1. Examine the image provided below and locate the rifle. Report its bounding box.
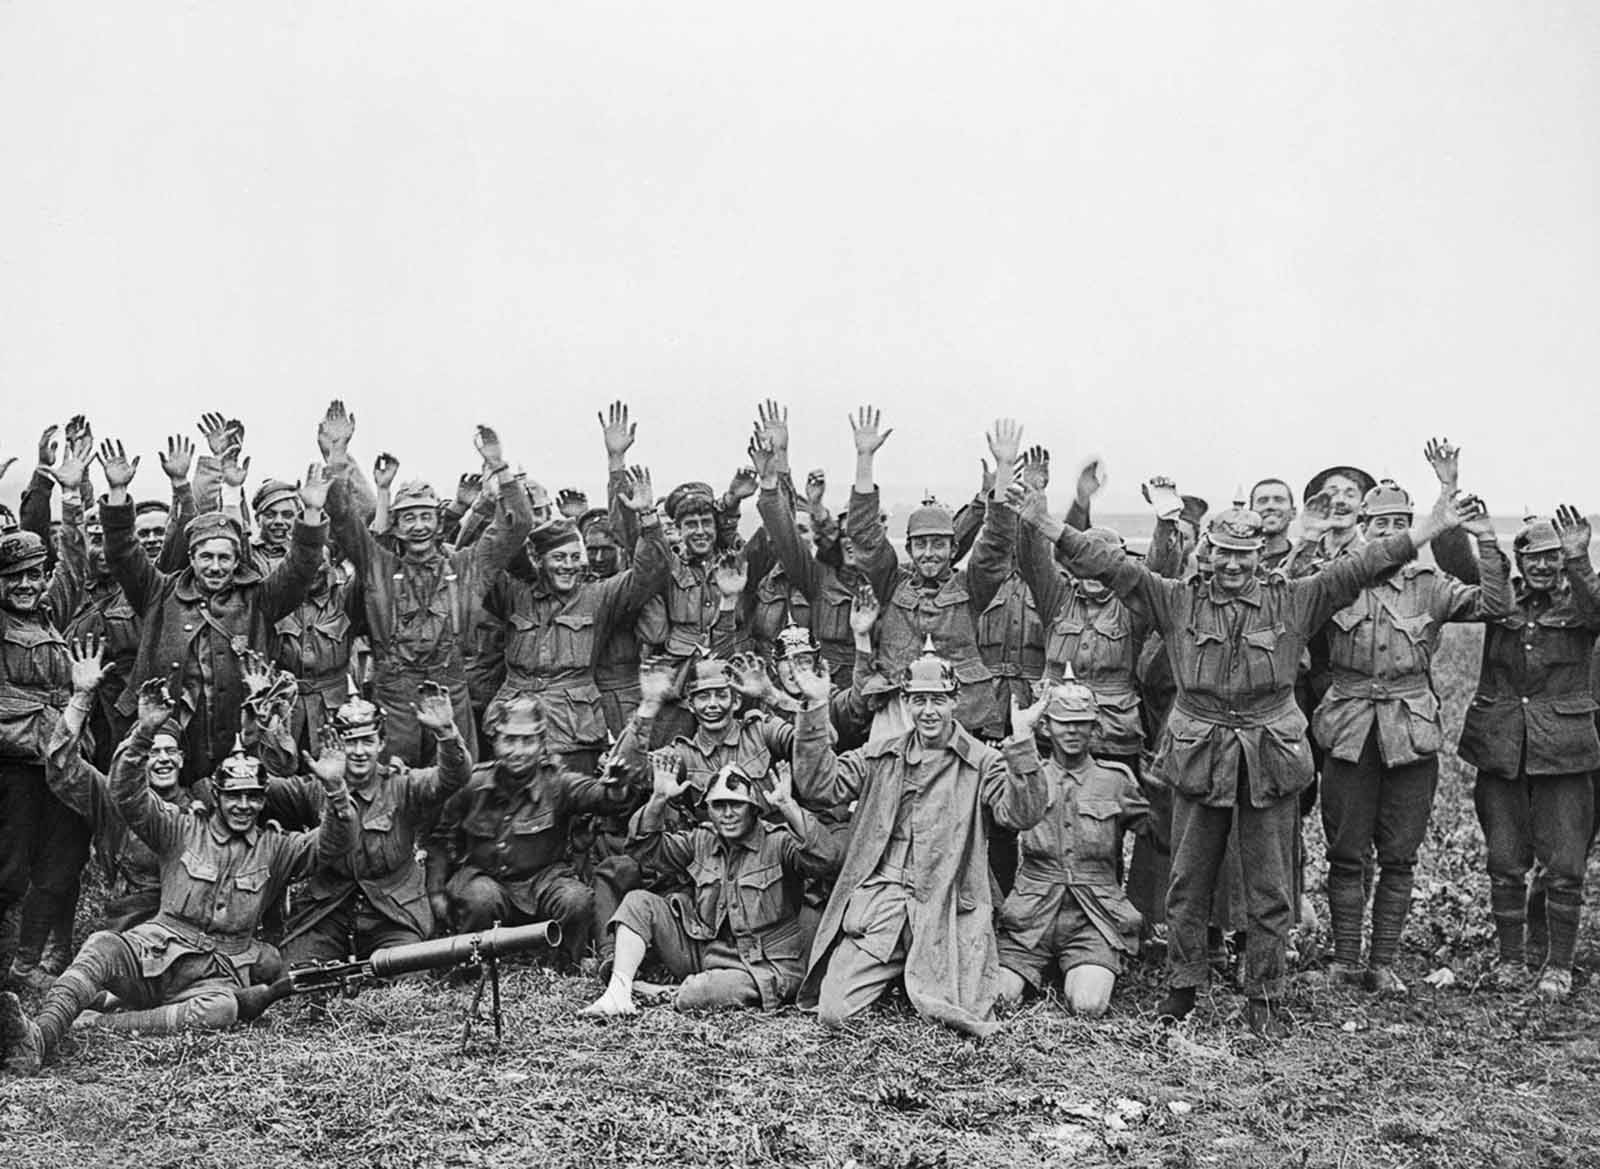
[242,921,562,1044]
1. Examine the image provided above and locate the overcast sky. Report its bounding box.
[3,3,1596,519]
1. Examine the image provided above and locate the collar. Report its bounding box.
[714,825,763,854]
[866,723,982,766]
[1204,577,1263,607]
[208,815,259,848]
[691,719,742,754]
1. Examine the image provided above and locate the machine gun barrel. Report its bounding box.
[369,921,562,978]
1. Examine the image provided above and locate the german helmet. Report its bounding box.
[1206,493,1264,552]
[687,657,735,695]
[901,636,958,695]
[332,696,385,739]
[1513,516,1561,556]
[1360,479,1414,520]
[391,480,442,512]
[486,693,548,737]
[1041,665,1099,722]
[213,737,267,794]
[773,622,821,661]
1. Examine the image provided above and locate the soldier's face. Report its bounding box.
[540,543,587,594]
[837,535,859,570]
[134,510,169,559]
[0,565,48,613]
[1250,482,1297,537]
[689,685,734,730]
[1211,546,1260,592]
[493,728,545,776]
[257,500,300,548]
[342,732,382,784]
[85,521,107,578]
[145,734,183,791]
[908,691,957,746]
[585,532,620,579]
[1362,514,1412,538]
[1046,716,1094,758]
[394,506,440,547]
[907,535,953,582]
[219,789,266,834]
[776,654,819,695]
[190,538,239,593]
[1321,474,1365,531]
[678,511,717,558]
[1518,549,1561,592]
[707,797,757,840]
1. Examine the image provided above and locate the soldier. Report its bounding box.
[487,466,665,777]
[1014,466,1469,1036]
[44,638,190,933]
[322,416,532,765]
[99,440,328,781]
[581,759,841,1015]
[267,688,469,965]
[0,680,354,1074]
[428,694,633,966]
[1311,478,1511,994]
[1249,479,1299,572]
[789,642,1048,1037]
[995,673,1152,1016]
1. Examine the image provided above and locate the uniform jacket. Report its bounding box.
[0,494,82,762]
[792,702,1047,1037]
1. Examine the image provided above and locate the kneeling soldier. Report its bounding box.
[582,759,840,1015]
[0,681,353,1074]
[995,672,1152,1016]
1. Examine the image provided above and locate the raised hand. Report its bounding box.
[474,425,505,471]
[1423,438,1459,493]
[805,469,827,511]
[454,472,482,509]
[220,447,251,490]
[64,414,93,455]
[598,400,636,460]
[726,651,773,701]
[556,488,589,518]
[1021,445,1051,491]
[318,400,355,456]
[98,439,140,492]
[298,462,331,511]
[849,581,881,637]
[67,636,109,694]
[767,761,796,809]
[649,748,688,800]
[850,406,893,456]
[713,551,748,598]
[1457,494,1495,538]
[1301,489,1332,538]
[986,418,1023,470]
[638,658,677,710]
[414,679,457,734]
[47,429,90,490]
[1141,476,1183,521]
[726,466,758,503]
[1075,458,1106,506]
[791,659,832,706]
[136,678,174,733]
[197,412,234,457]
[240,649,276,697]
[617,466,655,513]
[756,399,789,454]
[302,726,348,788]
[1010,690,1049,740]
[37,425,60,470]
[1554,504,1592,558]
[160,435,195,484]
[372,453,400,491]
[748,435,779,487]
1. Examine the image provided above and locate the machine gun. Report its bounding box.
[248,921,562,1044]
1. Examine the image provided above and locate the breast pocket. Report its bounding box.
[175,850,220,921]
[736,862,787,931]
[1241,623,1285,690]
[1185,625,1226,689]
[552,612,597,666]
[1073,799,1122,862]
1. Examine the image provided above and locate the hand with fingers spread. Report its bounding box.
[556,488,589,519]
[160,435,195,484]
[1301,489,1332,540]
[239,649,277,698]
[46,429,90,490]
[849,581,881,639]
[372,452,400,491]
[98,439,140,502]
[302,726,349,790]
[474,425,506,473]
[756,399,790,456]
[791,658,833,707]
[726,651,774,702]
[985,418,1024,481]
[726,465,758,503]
[599,400,636,465]
[637,658,677,715]
[1457,494,1496,538]
[805,469,827,512]
[220,447,252,490]
[68,636,110,695]
[713,551,748,599]
[1020,445,1051,491]
[748,434,779,490]
[318,400,356,457]
[414,679,459,737]
[1554,504,1593,558]
[136,678,175,734]
[298,463,331,513]
[454,472,482,509]
[64,414,93,455]
[850,405,893,456]
[649,748,689,801]
[1423,437,1459,493]
[197,412,235,458]
[617,466,655,513]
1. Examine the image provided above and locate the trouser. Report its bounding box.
[0,763,91,974]
[283,892,425,966]
[1165,764,1298,999]
[447,865,594,965]
[372,670,478,767]
[1474,769,1592,972]
[816,880,910,1028]
[609,890,764,1010]
[30,931,241,1056]
[1321,729,1438,968]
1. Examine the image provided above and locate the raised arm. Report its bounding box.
[99,439,161,612]
[789,676,871,809]
[1554,506,1600,627]
[256,467,330,621]
[109,681,186,854]
[465,426,534,583]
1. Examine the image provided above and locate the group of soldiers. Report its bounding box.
[0,399,1595,1073]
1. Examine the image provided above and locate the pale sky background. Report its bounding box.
[3,2,1596,525]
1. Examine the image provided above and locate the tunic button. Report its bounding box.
[170,661,181,669]
[1521,697,1530,705]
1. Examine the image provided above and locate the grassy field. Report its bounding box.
[4,626,1600,1168]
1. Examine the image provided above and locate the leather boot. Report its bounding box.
[10,891,57,990]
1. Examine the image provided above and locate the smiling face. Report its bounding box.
[707,797,758,841]
[1250,480,1297,537]
[189,537,239,593]
[0,565,47,613]
[257,499,300,550]
[908,690,957,747]
[1321,473,1365,532]
[689,685,734,732]
[1211,545,1261,593]
[134,509,169,559]
[492,727,545,777]
[540,542,588,594]
[1518,549,1562,593]
[84,520,107,579]
[218,788,266,834]
[394,505,441,550]
[341,730,383,785]
[907,534,954,583]
[1045,715,1094,759]
[1363,513,1412,539]
[145,733,184,791]
[678,510,717,559]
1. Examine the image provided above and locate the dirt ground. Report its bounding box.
[3,625,1599,1168]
